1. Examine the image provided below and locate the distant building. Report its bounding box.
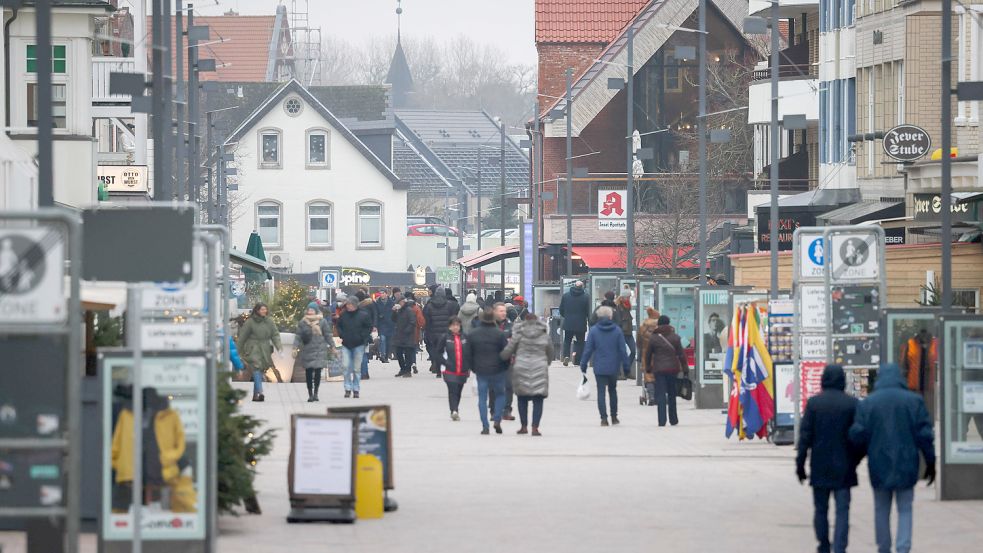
[221,80,408,274]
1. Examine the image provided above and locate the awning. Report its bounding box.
[574,246,702,270]
[230,248,272,279]
[818,201,904,225]
[455,244,520,270]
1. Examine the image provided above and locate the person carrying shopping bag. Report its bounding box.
[644,315,688,426]
[501,313,553,436]
[295,302,332,402]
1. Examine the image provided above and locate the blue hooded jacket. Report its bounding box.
[580,318,628,376]
[849,363,935,490]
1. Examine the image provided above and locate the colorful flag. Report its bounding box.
[723,306,743,438]
[740,306,774,438]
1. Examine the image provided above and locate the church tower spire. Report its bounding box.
[386,0,414,109]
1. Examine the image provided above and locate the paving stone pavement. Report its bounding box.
[215,359,983,553]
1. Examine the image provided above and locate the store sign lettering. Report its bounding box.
[913,193,972,222]
[341,268,371,286]
[883,125,931,162]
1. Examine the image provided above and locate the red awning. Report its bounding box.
[573,246,702,270]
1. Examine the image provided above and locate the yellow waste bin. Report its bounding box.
[355,454,384,519]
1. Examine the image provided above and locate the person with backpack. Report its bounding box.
[644,315,688,426]
[580,306,629,426]
[501,313,553,436]
[437,317,470,421]
[849,363,935,553]
[796,365,862,553]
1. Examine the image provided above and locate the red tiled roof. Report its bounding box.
[148,15,276,82]
[536,0,650,44]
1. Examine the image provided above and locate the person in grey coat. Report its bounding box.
[458,293,481,334]
[501,314,554,436]
[295,303,332,402]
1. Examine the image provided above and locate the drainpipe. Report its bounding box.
[3,7,19,137]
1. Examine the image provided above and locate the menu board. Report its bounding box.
[289,415,356,499]
[328,405,394,489]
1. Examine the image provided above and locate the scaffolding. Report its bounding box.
[290,0,323,85]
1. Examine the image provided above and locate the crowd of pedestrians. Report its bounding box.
[233,281,942,552]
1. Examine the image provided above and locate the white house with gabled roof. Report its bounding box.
[223,79,408,274]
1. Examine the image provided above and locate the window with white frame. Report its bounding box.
[26,44,68,129]
[307,202,332,247]
[256,202,281,247]
[259,129,281,168]
[954,290,980,314]
[357,201,383,248]
[306,129,330,168]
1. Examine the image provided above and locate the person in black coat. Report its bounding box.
[445,287,460,316]
[466,308,509,435]
[335,298,373,398]
[373,290,396,363]
[391,299,420,377]
[797,365,862,553]
[559,281,591,366]
[424,288,457,376]
[437,317,470,421]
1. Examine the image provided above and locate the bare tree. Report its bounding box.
[629,173,727,277]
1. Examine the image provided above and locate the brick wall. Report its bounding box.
[537,43,606,104]
[541,92,628,216]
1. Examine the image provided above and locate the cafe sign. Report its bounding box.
[913,193,973,222]
[883,125,931,162]
[97,165,148,193]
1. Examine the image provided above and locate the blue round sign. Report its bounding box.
[807,238,824,266]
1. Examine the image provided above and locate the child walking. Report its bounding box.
[439,317,471,421]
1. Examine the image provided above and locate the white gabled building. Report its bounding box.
[224,79,408,274]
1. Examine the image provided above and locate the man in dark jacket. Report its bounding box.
[373,290,396,363]
[444,287,460,317]
[644,315,688,426]
[559,281,591,366]
[849,363,935,553]
[589,290,620,327]
[581,306,628,426]
[797,365,860,553]
[467,308,509,434]
[424,288,456,376]
[491,302,516,420]
[336,298,373,398]
[391,298,420,377]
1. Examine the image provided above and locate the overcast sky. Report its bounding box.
[191,0,537,65]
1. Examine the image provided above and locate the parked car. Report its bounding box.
[407,216,447,227]
[407,224,462,237]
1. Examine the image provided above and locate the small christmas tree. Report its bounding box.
[217,374,275,514]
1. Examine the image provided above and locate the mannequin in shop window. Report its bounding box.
[899,328,938,420]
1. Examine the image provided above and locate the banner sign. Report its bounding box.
[597,189,627,230]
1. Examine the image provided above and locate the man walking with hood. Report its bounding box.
[559,281,591,366]
[797,365,861,553]
[849,363,935,553]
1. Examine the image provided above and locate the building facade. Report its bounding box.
[224,80,408,274]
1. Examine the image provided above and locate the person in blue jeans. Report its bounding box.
[850,363,935,553]
[580,306,628,426]
[796,365,861,553]
[466,308,509,434]
[373,289,396,362]
[335,297,373,399]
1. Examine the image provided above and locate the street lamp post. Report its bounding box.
[698,0,708,284]
[626,27,636,274]
[499,117,507,299]
[941,0,953,309]
[769,0,780,299]
[566,67,574,277]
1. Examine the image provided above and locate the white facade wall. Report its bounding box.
[228,92,407,274]
[3,8,99,209]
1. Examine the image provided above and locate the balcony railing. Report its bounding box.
[92,57,135,103]
[751,41,815,81]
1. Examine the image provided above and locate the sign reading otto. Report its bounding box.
[97,165,149,193]
[883,125,931,162]
[597,189,627,230]
[0,227,66,324]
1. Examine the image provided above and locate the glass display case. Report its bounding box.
[882,309,943,421]
[590,274,620,310]
[941,317,983,465]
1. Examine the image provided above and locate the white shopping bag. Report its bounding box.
[576,375,592,401]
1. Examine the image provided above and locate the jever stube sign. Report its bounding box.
[883,125,931,162]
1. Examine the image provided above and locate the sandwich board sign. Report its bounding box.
[0,227,66,324]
